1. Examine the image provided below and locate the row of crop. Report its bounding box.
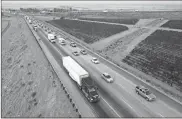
[162,20,182,30]
[47,19,128,44]
[123,48,182,88]
[79,17,139,25]
[123,30,182,88]
[142,30,182,45]
[123,53,182,87]
[137,43,182,59]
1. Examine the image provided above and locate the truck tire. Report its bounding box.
[77,83,82,90]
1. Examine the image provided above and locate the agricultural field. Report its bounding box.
[122,30,182,91]
[162,20,182,30]
[79,17,139,25]
[76,11,182,20]
[47,19,128,44]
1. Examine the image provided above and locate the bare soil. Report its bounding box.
[1,16,79,118]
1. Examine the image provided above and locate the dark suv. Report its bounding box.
[80,49,87,55]
[70,42,76,47]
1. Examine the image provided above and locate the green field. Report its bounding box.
[47,19,128,44]
[162,20,182,29]
[79,17,139,25]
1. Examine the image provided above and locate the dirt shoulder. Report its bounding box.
[1,16,79,118]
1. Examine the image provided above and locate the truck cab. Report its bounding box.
[82,86,100,102]
[48,33,56,43]
[82,77,100,102]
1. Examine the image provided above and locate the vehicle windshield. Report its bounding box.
[93,58,97,61]
[146,90,152,95]
[104,74,111,78]
[89,88,95,92]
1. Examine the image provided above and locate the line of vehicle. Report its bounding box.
[42,30,128,117]
[38,29,111,118]
[39,22,154,117]
[40,23,158,118]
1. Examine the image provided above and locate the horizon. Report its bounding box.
[2,1,182,11]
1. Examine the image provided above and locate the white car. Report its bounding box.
[101,73,114,83]
[91,57,99,64]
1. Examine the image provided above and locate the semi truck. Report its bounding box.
[62,56,100,103]
[48,33,56,43]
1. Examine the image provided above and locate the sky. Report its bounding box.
[2,1,182,11]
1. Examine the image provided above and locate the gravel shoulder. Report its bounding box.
[1,16,79,118]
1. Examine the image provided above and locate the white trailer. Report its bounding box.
[48,33,56,43]
[62,56,100,102]
[62,56,89,86]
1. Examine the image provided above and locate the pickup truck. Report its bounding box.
[135,85,156,101]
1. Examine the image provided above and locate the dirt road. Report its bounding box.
[1,16,79,118]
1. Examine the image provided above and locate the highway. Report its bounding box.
[32,19,182,117]
[37,28,139,118]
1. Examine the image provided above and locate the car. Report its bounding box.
[91,57,99,64]
[60,41,66,45]
[135,86,156,101]
[70,42,76,47]
[80,49,87,55]
[72,51,79,56]
[101,73,114,83]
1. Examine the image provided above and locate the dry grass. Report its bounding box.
[1,16,79,118]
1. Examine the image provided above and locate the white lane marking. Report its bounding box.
[117,83,161,117]
[101,97,121,117]
[103,65,136,87]
[158,113,165,117]
[116,84,134,109]
[159,100,182,116]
